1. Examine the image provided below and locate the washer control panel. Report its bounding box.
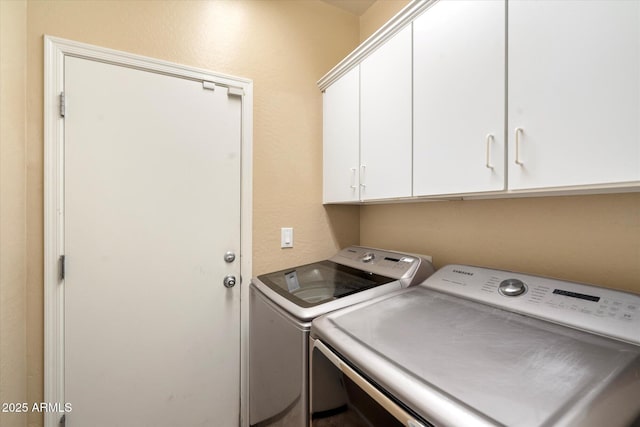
[423,264,640,345]
[331,246,434,286]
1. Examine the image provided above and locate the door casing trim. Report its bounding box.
[44,35,253,427]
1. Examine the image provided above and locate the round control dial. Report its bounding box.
[498,278,527,297]
[361,252,375,263]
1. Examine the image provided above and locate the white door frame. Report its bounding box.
[43,35,253,427]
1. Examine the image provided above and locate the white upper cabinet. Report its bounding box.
[413,0,506,197]
[320,0,639,203]
[360,25,413,200]
[323,66,360,203]
[508,0,640,190]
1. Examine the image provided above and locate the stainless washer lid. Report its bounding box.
[251,246,435,321]
[313,286,640,427]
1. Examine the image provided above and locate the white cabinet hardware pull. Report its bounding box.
[486,134,494,169]
[515,127,524,165]
[350,168,357,189]
[359,165,366,188]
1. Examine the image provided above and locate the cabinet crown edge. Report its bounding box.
[317,0,437,91]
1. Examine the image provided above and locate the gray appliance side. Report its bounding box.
[248,284,311,427]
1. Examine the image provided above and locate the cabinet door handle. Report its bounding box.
[485,134,494,169]
[515,127,524,165]
[350,168,357,189]
[359,165,366,188]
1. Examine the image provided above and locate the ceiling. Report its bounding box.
[321,0,377,16]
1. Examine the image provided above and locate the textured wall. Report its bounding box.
[361,194,640,293]
[359,0,410,41]
[24,1,361,425]
[0,1,28,426]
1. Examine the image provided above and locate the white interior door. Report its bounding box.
[64,55,241,426]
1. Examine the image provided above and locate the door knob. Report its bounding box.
[223,275,237,288]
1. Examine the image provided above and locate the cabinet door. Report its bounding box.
[413,0,505,196]
[323,66,360,203]
[509,0,640,190]
[360,25,413,200]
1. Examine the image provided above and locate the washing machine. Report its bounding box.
[248,246,435,427]
[310,264,640,427]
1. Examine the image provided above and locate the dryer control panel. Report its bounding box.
[423,265,640,345]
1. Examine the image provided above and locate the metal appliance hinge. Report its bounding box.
[59,255,66,281]
[59,92,66,117]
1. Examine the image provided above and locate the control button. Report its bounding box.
[498,278,527,297]
[361,252,375,263]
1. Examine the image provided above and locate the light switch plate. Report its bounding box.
[281,227,293,248]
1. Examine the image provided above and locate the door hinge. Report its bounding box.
[59,255,66,281]
[59,92,66,117]
[203,81,216,91]
[59,414,66,426]
[227,86,244,97]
